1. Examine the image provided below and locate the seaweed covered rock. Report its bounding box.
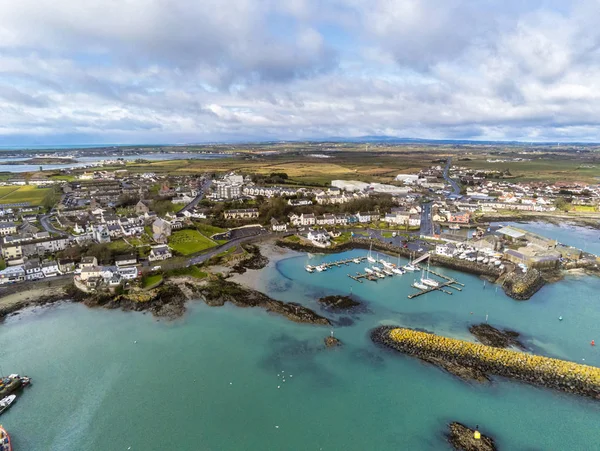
[447,423,497,451]
[469,324,525,350]
[200,279,331,325]
[324,336,342,347]
[318,295,360,311]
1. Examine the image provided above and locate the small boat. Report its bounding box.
[372,265,382,272]
[364,267,374,274]
[392,267,404,275]
[494,260,501,266]
[353,258,361,264]
[0,425,12,451]
[404,264,416,272]
[383,268,394,276]
[0,396,16,416]
[477,256,485,262]
[421,278,439,287]
[376,271,386,279]
[315,265,325,272]
[305,265,314,273]
[482,258,489,264]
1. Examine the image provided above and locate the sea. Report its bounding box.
[1,227,600,450]
[0,153,231,173]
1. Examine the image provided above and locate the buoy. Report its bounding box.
[134,341,137,344]
[275,426,279,429]
[277,386,280,389]
[558,316,563,321]
[470,312,473,315]
[283,379,286,382]
[230,382,233,385]
[474,430,481,440]
[592,340,596,346]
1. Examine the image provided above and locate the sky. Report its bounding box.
[1,0,599,145]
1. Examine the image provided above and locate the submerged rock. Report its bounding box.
[317,295,360,311]
[447,422,497,451]
[469,324,525,350]
[324,336,342,347]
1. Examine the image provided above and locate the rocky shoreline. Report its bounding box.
[469,324,525,350]
[447,422,497,451]
[372,326,600,399]
[194,278,331,325]
[231,244,269,273]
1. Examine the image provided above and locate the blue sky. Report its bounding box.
[0,0,599,145]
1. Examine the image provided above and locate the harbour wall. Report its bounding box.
[372,326,600,400]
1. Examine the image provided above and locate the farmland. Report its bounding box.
[0,185,52,206]
[168,229,217,255]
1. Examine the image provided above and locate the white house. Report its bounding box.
[270,218,287,232]
[41,261,60,277]
[148,245,172,262]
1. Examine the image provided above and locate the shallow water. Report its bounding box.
[1,247,599,450]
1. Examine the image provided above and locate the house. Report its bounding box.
[24,259,44,280]
[0,222,17,236]
[1,244,23,261]
[356,211,380,223]
[80,266,103,281]
[316,214,336,226]
[41,261,60,277]
[0,265,25,284]
[299,213,316,226]
[435,243,457,257]
[287,199,313,206]
[152,218,172,243]
[307,230,331,248]
[58,259,76,274]
[118,266,139,280]
[448,211,471,224]
[408,214,421,227]
[93,225,111,243]
[148,245,172,261]
[223,208,259,220]
[270,218,287,232]
[80,256,98,268]
[115,254,138,267]
[134,200,150,214]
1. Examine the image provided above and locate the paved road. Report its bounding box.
[443,157,461,196]
[40,214,67,236]
[419,202,433,236]
[179,179,212,214]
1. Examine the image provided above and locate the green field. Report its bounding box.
[142,274,163,288]
[168,229,217,255]
[0,186,52,206]
[165,265,208,279]
[195,223,227,237]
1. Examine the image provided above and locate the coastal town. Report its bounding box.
[0,158,597,299]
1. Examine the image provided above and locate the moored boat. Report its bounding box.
[0,396,16,417]
[305,265,314,273]
[364,267,374,274]
[412,281,429,290]
[392,267,404,275]
[0,425,12,451]
[404,264,416,272]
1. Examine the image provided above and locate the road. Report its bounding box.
[179,179,212,214]
[443,157,461,196]
[188,230,276,266]
[419,202,434,236]
[40,214,67,236]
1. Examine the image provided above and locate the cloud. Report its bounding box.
[0,0,599,143]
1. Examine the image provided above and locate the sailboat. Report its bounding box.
[421,262,439,287]
[412,278,428,290]
[367,243,376,263]
[404,253,416,271]
[392,255,405,275]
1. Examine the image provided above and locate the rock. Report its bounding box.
[324,336,342,347]
[469,324,525,350]
[447,422,497,451]
[317,295,360,311]
[199,279,331,326]
[231,244,269,273]
[502,269,545,300]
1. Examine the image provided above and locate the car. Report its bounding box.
[418,247,424,252]
[151,265,162,271]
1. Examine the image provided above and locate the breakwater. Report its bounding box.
[372,326,600,400]
[501,268,545,300]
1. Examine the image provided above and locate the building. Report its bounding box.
[80,256,98,268]
[448,211,471,224]
[148,245,172,261]
[24,259,44,280]
[356,211,380,223]
[58,259,76,273]
[0,265,25,284]
[152,218,172,243]
[224,208,259,220]
[395,174,420,184]
[93,225,111,243]
[0,222,17,236]
[213,182,242,199]
[115,254,138,267]
[288,199,312,206]
[118,266,139,280]
[41,261,60,277]
[134,200,150,214]
[270,218,287,232]
[1,244,22,260]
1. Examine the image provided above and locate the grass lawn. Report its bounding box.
[142,274,163,288]
[0,258,6,271]
[0,186,52,206]
[195,223,227,237]
[573,205,597,212]
[168,229,217,255]
[108,240,132,253]
[333,232,352,244]
[166,265,208,279]
[382,231,394,238]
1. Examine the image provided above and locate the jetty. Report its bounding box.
[408,267,464,299]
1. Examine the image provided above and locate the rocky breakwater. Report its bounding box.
[371,326,600,399]
[198,279,331,326]
[447,423,497,451]
[501,268,545,300]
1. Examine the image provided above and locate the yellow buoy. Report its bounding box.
[474,430,481,440]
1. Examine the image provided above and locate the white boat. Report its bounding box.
[372,265,383,272]
[421,278,439,287]
[305,265,314,273]
[0,394,16,415]
[353,258,361,264]
[376,271,386,279]
[413,280,428,290]
[381,260,394,269]
[367,243,376,263]
[392,267,404,275]
[383,268,394,276]
[477,256,485,262]
[499,264,505,270]
[364,267,374,274]
[315,265,325,272]
[494,260,501,266]
[404,264,416,272]
[482,258,489,264]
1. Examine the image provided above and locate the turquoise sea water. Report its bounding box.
[1,248,600,450]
